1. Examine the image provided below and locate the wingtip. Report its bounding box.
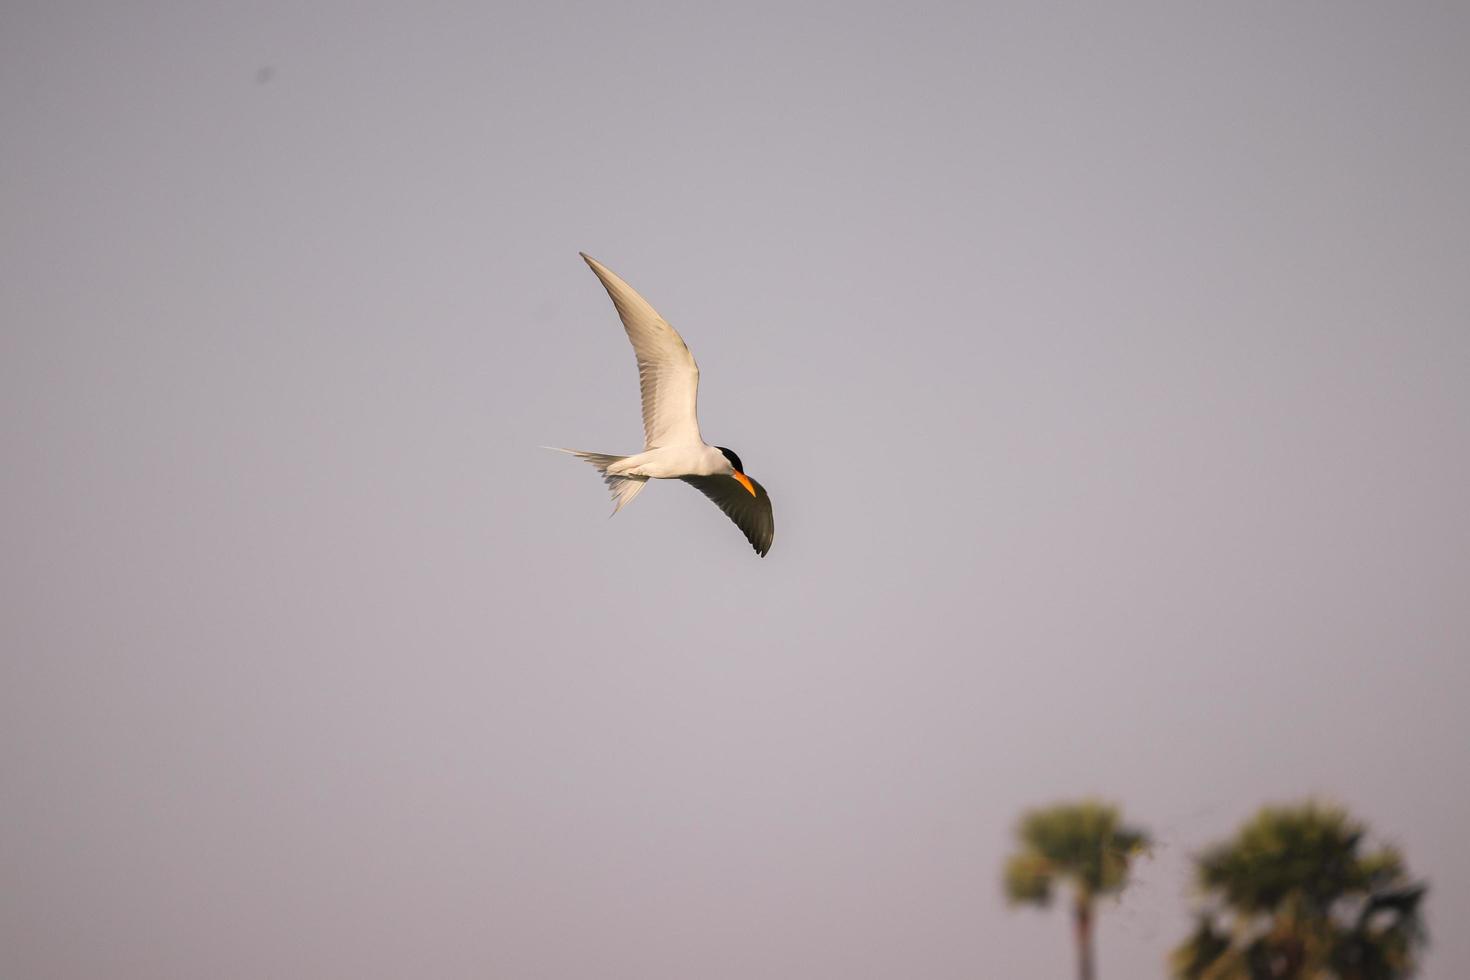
[580,253,615,280]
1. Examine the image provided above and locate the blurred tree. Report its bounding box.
[1171,802,1428,979]
[1003,800,1151,980]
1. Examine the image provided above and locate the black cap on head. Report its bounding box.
[716,446,744,473]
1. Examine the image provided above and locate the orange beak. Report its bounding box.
[732,471,757,497]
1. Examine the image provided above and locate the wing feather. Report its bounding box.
[581,253,701,449]
[680,475,775,557]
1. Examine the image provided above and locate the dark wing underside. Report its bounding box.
[680,475,775,557]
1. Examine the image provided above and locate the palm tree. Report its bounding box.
[1171,801,1428,979]
[1003,800,1151,980]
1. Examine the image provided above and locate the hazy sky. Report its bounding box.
[3,3,1468,977]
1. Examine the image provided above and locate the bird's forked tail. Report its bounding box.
[545,448,648,514]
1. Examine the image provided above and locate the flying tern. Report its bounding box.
[550,253,774,557]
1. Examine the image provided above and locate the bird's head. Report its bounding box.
[716,446,758,497]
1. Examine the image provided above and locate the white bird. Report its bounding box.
[549,253,774,557]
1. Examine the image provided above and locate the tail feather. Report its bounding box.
[545,447,648,514]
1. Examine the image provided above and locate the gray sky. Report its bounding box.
[3,2,1468,977]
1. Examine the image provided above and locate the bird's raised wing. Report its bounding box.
[581,253,701,449]
[680,475,774,557]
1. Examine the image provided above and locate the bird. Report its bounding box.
[548,253,774,557]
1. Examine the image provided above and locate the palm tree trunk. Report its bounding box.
[1073,895,1095,980]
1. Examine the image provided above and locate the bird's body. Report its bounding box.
[549,254,774,557]
[606,443,730,480]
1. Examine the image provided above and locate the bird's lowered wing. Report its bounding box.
[680,475,774,557]
[581,253,701,450]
